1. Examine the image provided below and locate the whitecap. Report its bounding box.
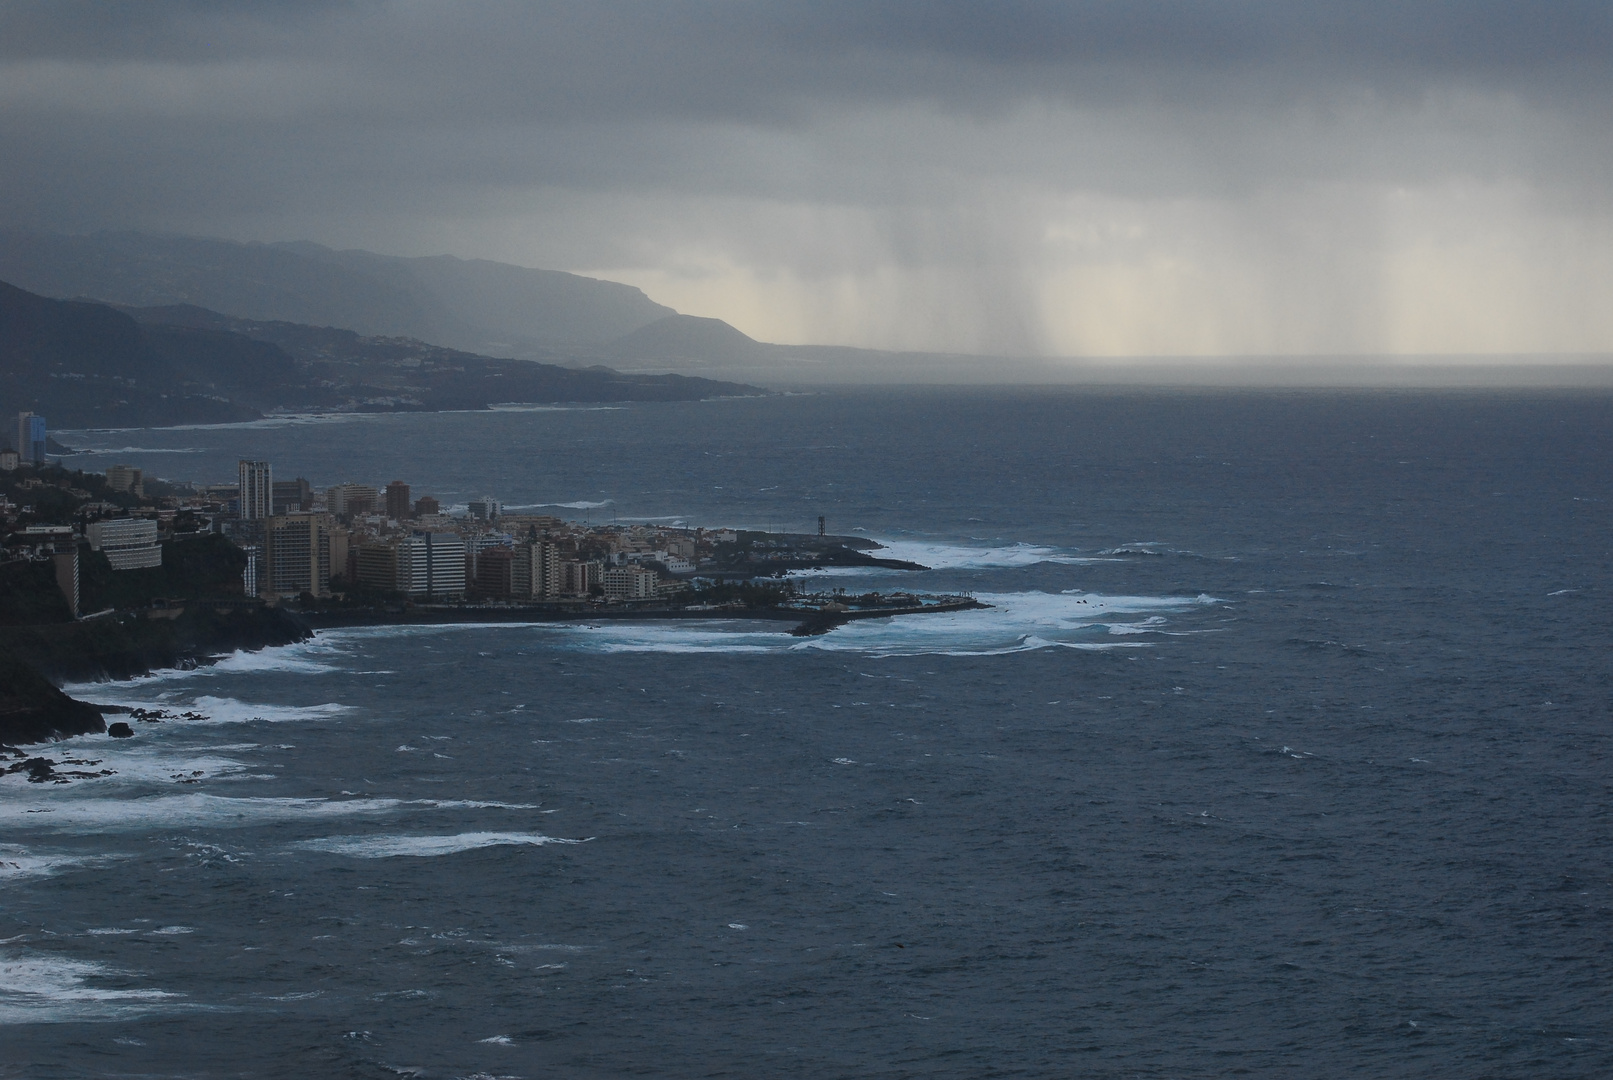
[484,404,624,413]
[0,845,116,885]
[839,539,1105,572]
[291,832,589,858]
[507,590,1218,658]
[202,649,343,676]
[57,446,208,456]
[0,952,184,1024]
[96,697,351,728]
[793,590,1217,656]
[408,800,544,810]
[0,794,403,833]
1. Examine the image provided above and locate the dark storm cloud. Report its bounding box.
[3,1,1608,195]
[6,2,1613,114]
[1,2,1610,355]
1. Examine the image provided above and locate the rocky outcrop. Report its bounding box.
[0,655,105,745]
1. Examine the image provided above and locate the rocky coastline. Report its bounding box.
[0,595,985,747]
[0,606,311,746]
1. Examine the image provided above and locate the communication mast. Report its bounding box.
[817,515,825,537]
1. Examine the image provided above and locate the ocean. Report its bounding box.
[4,387,1611,1078]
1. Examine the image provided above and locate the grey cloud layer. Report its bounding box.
[1,2,1610,354]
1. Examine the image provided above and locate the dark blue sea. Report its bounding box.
[5,388,1611,1078]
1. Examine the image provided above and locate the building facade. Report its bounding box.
[325,484,379,518]
[18,413,46,465]
[394,532,466,599]
[355,542,402,593]
[272,478,312,514]
[54,547,79,617]
[561,559,603,596]
[86,518,163,571]
[105,464,143,496]
[384,481,412,520]
[602,565,659,600]
[238,460,273,520]
[510,540,562,599]
[263,513,333,597]
[473,546,514,598]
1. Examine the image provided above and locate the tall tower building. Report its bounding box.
[238,460,272,520]
[385,480,412,520]
[17,413,46,465]
[263,513,333,597]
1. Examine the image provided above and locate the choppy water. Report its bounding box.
[5,388,1612,1077]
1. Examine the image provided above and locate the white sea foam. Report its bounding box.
[292,832,588,858]
[163,412,381,431]
[524,590,1217,657]
[58,446,208,455]
[784,539,1109,577]
[29,745,260,787]
[54,689,356,730]
[0,794,402,832]
[484,404,624,413]
[204,649,344,676]
[183,697,354,725]
[875,539,1108,569]
[0,845,113,885]
[0,952,184,1023]
[63,639,352,696]
[407,800,544,810]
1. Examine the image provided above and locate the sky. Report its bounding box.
[2,1,1612,359]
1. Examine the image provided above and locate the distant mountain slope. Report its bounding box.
[281,244,676,352]
[0,280,264,427]
[0,228,675,356]
[0,282,757,430]
[602,314,766,366]
[118,301,759,411]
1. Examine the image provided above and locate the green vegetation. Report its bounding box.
[0,559,73,625]
[0,606,310,684]
[78,534,246,612]
[0,653,104,745]
[683,579,797,608]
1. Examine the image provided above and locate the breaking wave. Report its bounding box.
[291,832,589,858]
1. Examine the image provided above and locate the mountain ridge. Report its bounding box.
[0,281,759,430]
[0,228,677,358]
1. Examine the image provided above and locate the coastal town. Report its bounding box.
[1,408,975,622]
[0,408,985,745]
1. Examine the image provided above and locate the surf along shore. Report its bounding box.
[2,585,985,748]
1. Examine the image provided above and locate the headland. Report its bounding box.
[0,454,982,746]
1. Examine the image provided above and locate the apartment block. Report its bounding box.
[602,565,659,600]
[263,513,333,597]
[87,517,163,571]
[238,460,272,520]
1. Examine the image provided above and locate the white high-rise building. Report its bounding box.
[86,518,162,571]
[396,532,466,599]
[238,460,272,520]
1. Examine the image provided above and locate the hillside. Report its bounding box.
[601,314,766,367]
[0,228,675,356]
[0,282,758,429]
